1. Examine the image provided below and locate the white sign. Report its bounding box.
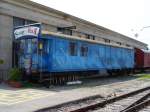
[14,26,40,39]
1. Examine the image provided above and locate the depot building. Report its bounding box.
[0,0,148,80]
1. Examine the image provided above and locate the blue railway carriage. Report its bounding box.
[14,24,134,84]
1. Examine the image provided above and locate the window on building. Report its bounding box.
[80,45,88,57]
[85,34,95,40]
[126,44,131,47]
[13,17,36,28]
[85,34,90,39]
[13,17,25,27]
[116,42,121,45]
[91,35,95,40]
[25,20,36,25]
[105,39,110,43]
[69,42,77,56]
[57,27,72,35]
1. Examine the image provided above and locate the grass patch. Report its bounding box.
[138,74,150,80]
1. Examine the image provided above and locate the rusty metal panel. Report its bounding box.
[135,48,144,68]
[144,52,150,68]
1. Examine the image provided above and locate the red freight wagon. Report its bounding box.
[143,50,150,68]
[135,48,144,69]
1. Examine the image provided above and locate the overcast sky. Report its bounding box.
[31,0,150,48]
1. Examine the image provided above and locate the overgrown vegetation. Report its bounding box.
[138,74,150,80]
[9,68,22,81]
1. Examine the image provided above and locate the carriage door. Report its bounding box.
[38,39,52,70]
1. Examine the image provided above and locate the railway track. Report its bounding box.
[36,86,150,112]
[92,90,150,112]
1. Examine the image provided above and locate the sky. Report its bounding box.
[31,0,150,48]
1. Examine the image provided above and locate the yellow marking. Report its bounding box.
[0,89,55,105]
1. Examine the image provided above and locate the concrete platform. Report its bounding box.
[0,84,107,112]
[0,75,149,112]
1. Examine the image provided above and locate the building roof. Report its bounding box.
[1,0,148,49]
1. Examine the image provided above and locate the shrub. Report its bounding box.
[9,68,22,81]
[0,59,4,64]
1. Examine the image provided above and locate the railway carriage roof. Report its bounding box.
[42,31,133,50]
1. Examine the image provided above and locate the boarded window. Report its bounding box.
[69,42,77,56]
[81,45,88,57]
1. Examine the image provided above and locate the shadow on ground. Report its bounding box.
[40,74,141,92]
[0,74,147,92]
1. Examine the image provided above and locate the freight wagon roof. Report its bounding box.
[42,31,133,50]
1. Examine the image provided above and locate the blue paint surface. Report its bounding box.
[18,34,134,73]
[32,34,134,72]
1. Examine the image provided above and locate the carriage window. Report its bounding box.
[81,45,88,57]
[69,42,77,56]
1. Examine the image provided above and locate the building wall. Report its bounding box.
[0,14,13,69]
[0,14,13,80]
[42,24,57,32]
[0,0,148,80]
[0,0,147,49]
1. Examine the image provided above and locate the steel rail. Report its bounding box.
[121,92,150,112]
[69,86,150,112]
[122,99,150,112]
[35,95,103,112]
